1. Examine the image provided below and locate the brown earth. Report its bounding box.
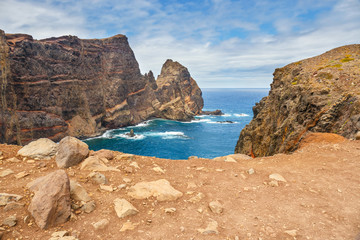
[0,133,360,240]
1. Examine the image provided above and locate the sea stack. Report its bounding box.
[235,44,360,157]
[0,30,203,144]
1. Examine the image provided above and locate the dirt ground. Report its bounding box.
[0,134,360,240]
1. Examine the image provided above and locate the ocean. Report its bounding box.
[84,88,269,159]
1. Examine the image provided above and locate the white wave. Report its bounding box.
[146,131,188,139]
[115,133,146,140]
[207,121,239,124]
[222,113,231,117]
[130,120,153,128]
[183,118,212,124]
[234,113,249,117]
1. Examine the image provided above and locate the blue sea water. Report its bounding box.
[84,88,269,159]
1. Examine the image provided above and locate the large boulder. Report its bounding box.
[236,45,360,157]
[127,179,183,201]
[27,170,71,229]
[17,138,57,160]
[55,136,89,168]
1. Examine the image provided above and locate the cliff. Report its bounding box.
[235,44,360,157]
[0,30,203,144]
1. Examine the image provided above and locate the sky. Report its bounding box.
[0,0,359,88]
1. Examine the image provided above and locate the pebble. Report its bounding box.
[123,177,132,183]
[120,221,137,232]
[124,166,133,173]
[129,162,140,169]
[152,166,166,174]
[247,168,255,175]
[118,184,127,190]
[7,157,21,163]
[88,172,107,185]
[180,226,185,232]
[208,200,224,214]
[92,219,109,230]
[188,192,205,203]
[269,173,287,182]
[284,229,297,237]
[197,219,219,235]
[0,169,14,177]
[3,215,17,227]
[100,184,114,192]
[14,171,29,179]
[164,207,177,213]
[269,180,279,187]
[81,200,96,213]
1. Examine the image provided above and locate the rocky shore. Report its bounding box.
[0,30,203,145]
[0,134,360,239]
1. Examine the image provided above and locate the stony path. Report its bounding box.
[0,134,360,240]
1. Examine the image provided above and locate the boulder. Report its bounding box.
[113,198,139,219]
[17,138,57,160]
[27,170,71,229]
[80,156,120,172]
[128,179,183,201]
[55,136,89,168]
[70,180,91,202]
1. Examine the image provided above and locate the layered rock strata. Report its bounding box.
[0,30,203,144]
[235,44,360,157]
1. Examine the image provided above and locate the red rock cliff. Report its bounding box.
[0,30,203,144]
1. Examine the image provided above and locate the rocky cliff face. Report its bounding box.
[0,30,203,144]
[235,44,360,157]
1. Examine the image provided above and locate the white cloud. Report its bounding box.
[0,0,359,88]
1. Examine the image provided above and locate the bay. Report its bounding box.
[84,88,269,159]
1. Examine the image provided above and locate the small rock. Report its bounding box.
[92,219,109,230]
[224,156,237,162]
[120,221,137,232]
[15,171,29,179]
[123,177,132,183]
[235,236,239,240]
[81,200,96,213]
[56,136,89,168]
[7,157,21,163]
[2,215,17,227]
[118,184,127,189]
[70,180,92,202]
[0,193,23,206]
[124,166,133,173]
[284,229,297,237]
[17,138,58,160]
[269,180,279,187]
[4,202,24,212]
[209,200,224,214]
[180,226,185,232]
[152,166,165,174]
[129,162,140,169]
[188,192,205,203]
[51,231,69,238]
[164,207,177,213]
[0,169,14,177]
[247,168,255,175]
[80,156,119,172]
[197,219,219,235]
[100,184,114,192]
[87,172,107,185]
[114,198,139,219]
[128,179,183,201]
[269,173,287,182]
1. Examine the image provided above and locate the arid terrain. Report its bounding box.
[0,133,359,240]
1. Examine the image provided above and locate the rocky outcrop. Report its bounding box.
[0,30,203,144]
[235,44,360,157]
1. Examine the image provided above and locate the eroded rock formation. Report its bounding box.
[235,44,360,157]
[0,30,203,144]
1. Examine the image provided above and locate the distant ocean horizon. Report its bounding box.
[84,88,269,159]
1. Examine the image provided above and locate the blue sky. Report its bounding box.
[1,0,359,88]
